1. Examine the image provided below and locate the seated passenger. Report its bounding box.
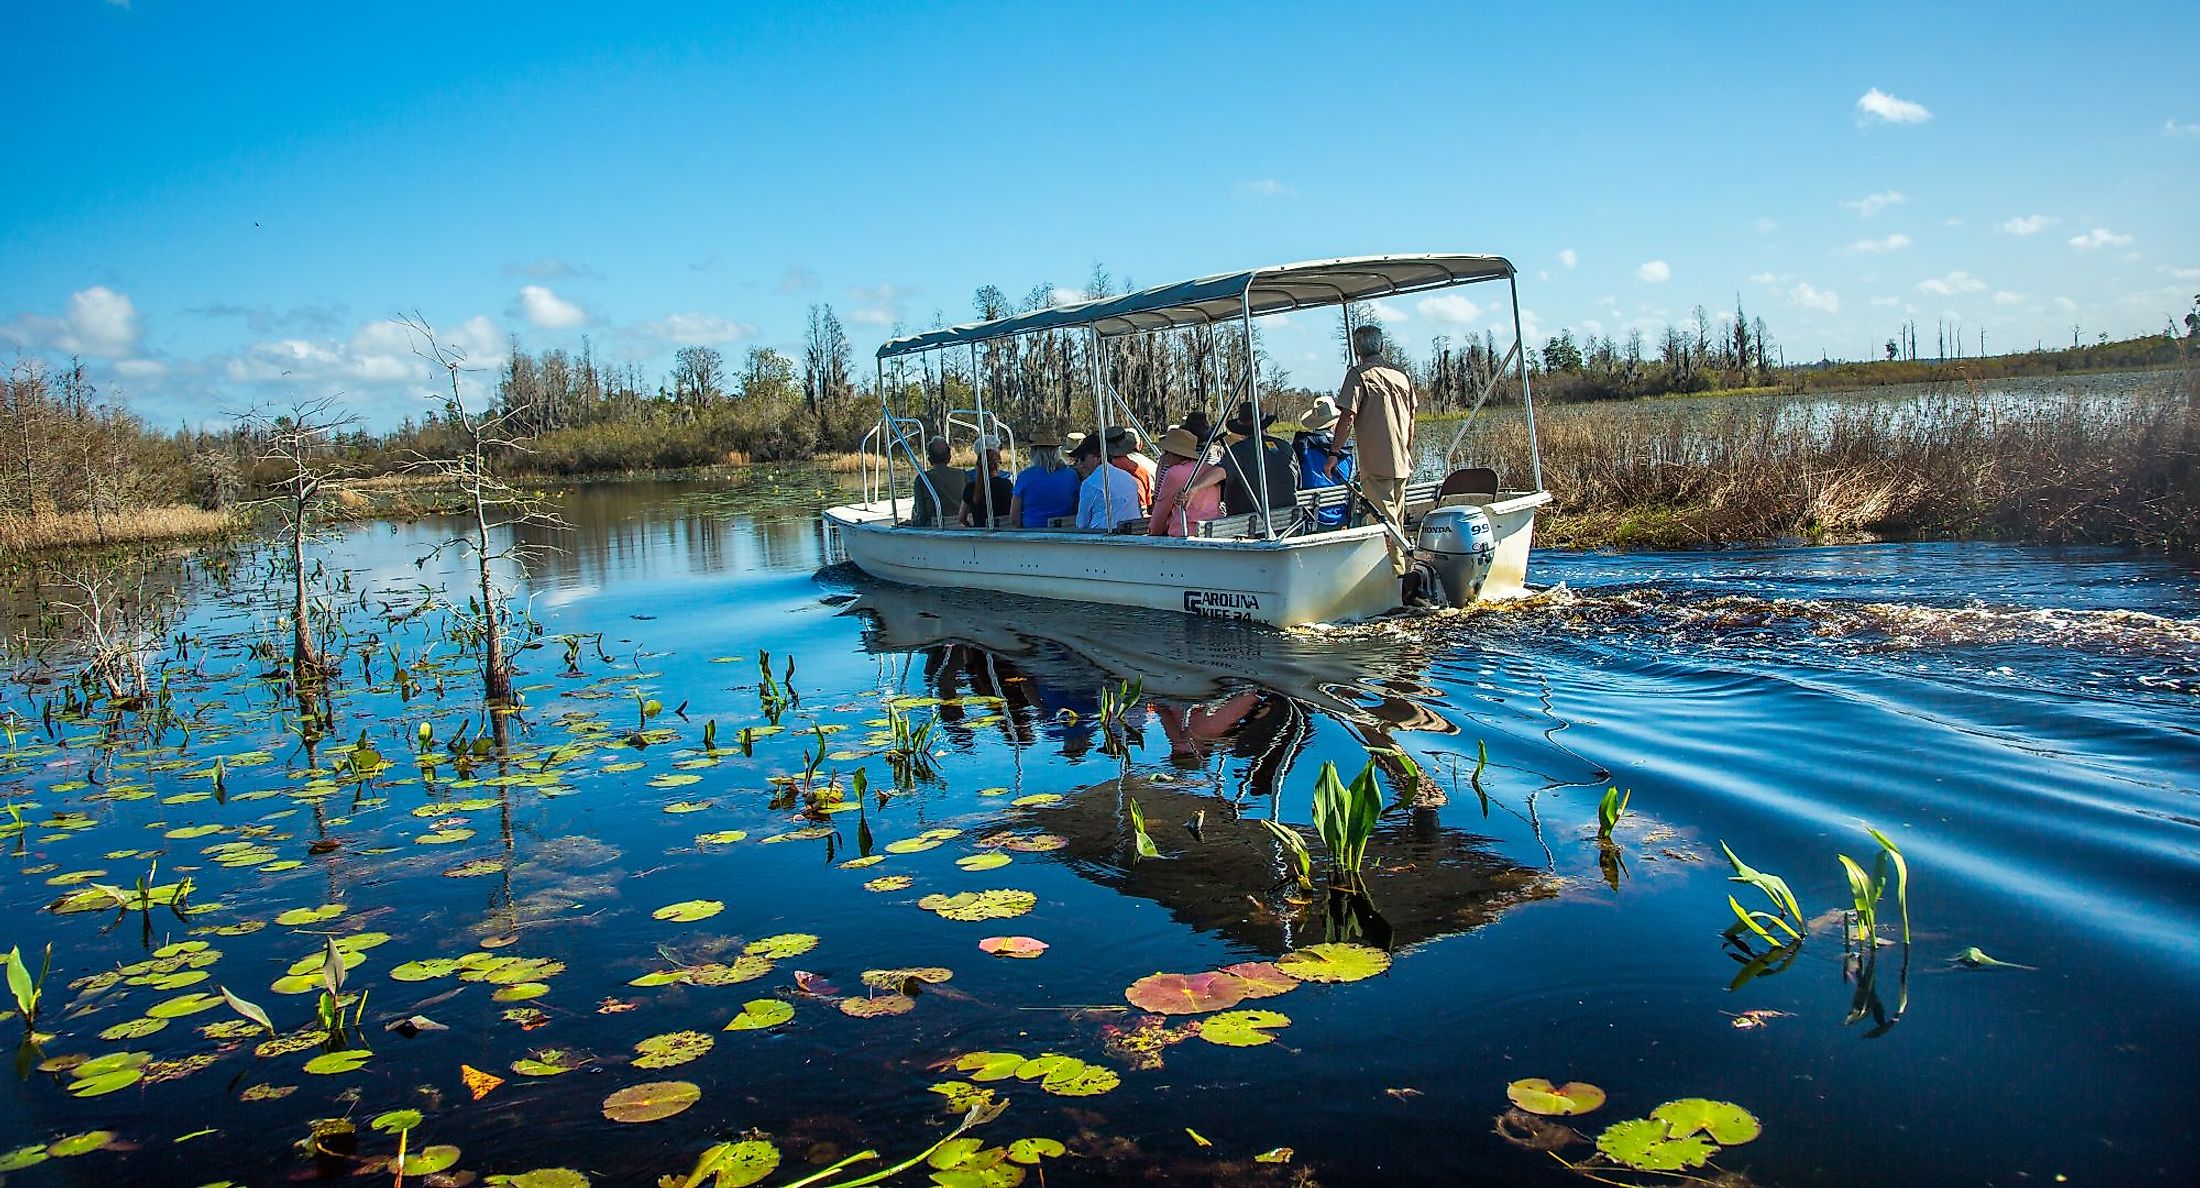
[1148,427,1223,537]
[910,436,966,527]
[1007,430,1080,528]
[1102,427,1155,512]
[959,434,1014,527]
[1072,435,1144,531]
[1293,396,1354,528]
[1185,401,1300,522]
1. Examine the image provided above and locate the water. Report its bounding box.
[1,477,2194,1187]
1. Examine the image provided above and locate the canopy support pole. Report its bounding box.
[1084,327,1119,531]
[878,357,897,525]
[1509,276,1543,491]
[1241,285,1274,540]
[970,342,995,529]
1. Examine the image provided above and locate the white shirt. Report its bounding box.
[1077,464,1145,530]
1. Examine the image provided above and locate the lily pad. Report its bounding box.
[489,1169,593,1187]
[865,875,914,892]
[396,1145,461,1175]
[602,1080,701,1123]
[701,1140,781,1188]
[47,1130,114,1158]
[1007,1138,1065,1164]
[839,994,915,1017]
[956,852,1012,872]
[1597,1118,1716,1172]
[390,958,461,982]
[1275,942,1391,983]
[371,1109,425,1134]
[275,903,346,926]
[511,1048,588,1076]
[652,899,725,923]
[302,1049,373,1075]
[1041,1064,1120,1097]
[1651,1098,1761,1145]
[1198,1009,1291,1047]
[860,967,952,990]
[744,933,818,959]
[1507,1078,1607,1117]
[918,889,1037,922]
[0,1145,49,1172]
[1124,971,1247,1015]
[978,936,1048,959]
[632,1030,714,1069]
[952,1051,1025,1082]
[1219,961,1298,998]
[723,999,795,1031]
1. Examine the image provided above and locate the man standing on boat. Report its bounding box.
[1330,324,1417,574]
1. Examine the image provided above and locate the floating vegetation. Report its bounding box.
[602,1080,701,1123]
[917,890,1036,922]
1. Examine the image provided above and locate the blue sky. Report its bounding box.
[3,0,2193,429]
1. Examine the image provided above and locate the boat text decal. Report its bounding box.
[1183,590,1261,619]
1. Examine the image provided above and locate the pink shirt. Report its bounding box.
[1147,460,1223,537]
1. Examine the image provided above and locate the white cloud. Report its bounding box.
[1369,301,1407,325]
[502,257,598,281]
[1845,234,1912,254]
[2170,267,2200,281]
[1415,294,1482,325]
[1991,291,2026,306]
[2165,119,2200,137]
[2068,227,2132,249]
[1754,217,1778,234]
[224,314,500,391]
[634,313,755,345]
[1788,282,1840,313]
[1998,214,2055,236]
[1637,260,1671,283]
[112,358,167,378]
[848,282,909,327]
[515,285,586,329]
[1557,248,1577,269]
[1748,272,1777,284]
[0,285,145,358]
[2053,297,2078,313]
[1856,87,1931,125]
[1843,190,1906,217]
[1236,178,1293,197]
[1916,270,1988,296]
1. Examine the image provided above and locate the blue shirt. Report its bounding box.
[1296,433,1352,526]
[1011,464,1080,528]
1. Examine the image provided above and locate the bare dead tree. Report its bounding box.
[237,394,358,688]
[396,314,565,714]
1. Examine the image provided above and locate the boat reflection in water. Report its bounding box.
[834,577,1556,951]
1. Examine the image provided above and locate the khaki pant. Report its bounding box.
[1362,475,1409,575]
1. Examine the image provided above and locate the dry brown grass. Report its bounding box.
[1460,370,2199,549]
[0,505,236,554]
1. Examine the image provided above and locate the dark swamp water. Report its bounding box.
[2,475,2195,1187]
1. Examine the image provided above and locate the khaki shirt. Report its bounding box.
[1338,360,1418,479]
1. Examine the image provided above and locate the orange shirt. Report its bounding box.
[1109,456,1153,510]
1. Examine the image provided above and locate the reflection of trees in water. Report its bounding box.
[512,482,824,589]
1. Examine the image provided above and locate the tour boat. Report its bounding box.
[822,254,1549,628]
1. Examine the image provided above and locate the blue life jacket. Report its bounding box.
[1295,433,1352,526]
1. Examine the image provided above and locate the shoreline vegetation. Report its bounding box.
[3,300,2194,558]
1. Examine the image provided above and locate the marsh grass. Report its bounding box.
[0,505,234,553]
[1466,370,2198,549]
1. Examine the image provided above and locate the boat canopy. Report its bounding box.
[876,253,1513,359]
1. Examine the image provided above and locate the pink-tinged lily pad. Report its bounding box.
[1506,1078,1607,1116]
[1219,961,1298,999]
[978,936,1049,960]
[1124,971,1247,1015]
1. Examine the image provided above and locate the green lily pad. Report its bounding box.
[743,933,818,958]
[68,1068,144,1096]
[602,1080,700,1123]
[0,1144,50,1172]
[492,982,550,1002]
[928,1081,998,1112]
[370,1109,424,1134]
[632,1030,713,1069]
[708,1139,781,1187]
[956,852,1012,872]
[1275,942,1391,983]
[651,773,703,789]
[1041,1064,1119,1097]
[918,889,1036,922]
[724,999,795,1031]
[1651,1098,1761,1145]
[511,1048,588,1076]
[838,993,914,1017]
[952,1051,1025,1082]
[652,899,725,923]
[275,903,346,926]
[390,958,461,982]
[1007,1138,1065,1164]
[100,1015,170,1040]
[396,1145,461,1175]
[1597,1118,1715,1172]
[47,1130,114,1158]
[1506,1078,1607,1116]
[865,875,914,892]
[488,1168,593,1187]
[695,830,748,845]
[147,992,226,1019]
[302,1049,374,1075]
[1197,1009,1291,1047]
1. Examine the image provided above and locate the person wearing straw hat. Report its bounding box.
[1102,426,1155,512]
[1145,427,1222,537]
[1008,428,1079,529]
[1182,400,1298,520]
[1332,324,1418,573]
[1293,395,1354,528]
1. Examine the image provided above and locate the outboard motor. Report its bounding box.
[1413,505,1496,607]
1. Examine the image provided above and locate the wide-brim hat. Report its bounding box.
[1069,435,1103,460]
[1223,401,1278,437]
[1156,427,1202,459]
[1299,395,1341,432]
[1064,431,1087,450]
[1103,426,1141,457]
[1027,428,1062,448]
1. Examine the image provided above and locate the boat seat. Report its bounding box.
[1436,466,1500,506]
[1196,510,1304,540]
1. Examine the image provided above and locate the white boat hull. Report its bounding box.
[823,492,1548,628]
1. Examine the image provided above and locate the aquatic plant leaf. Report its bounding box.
[240,1083,296,1102]
[685,956,775,986]
[953,1051,1026,1082]
[1013,1053,1085,1083]
[696,830,748,845]
[67,1068,144,1097]
[492,982,550,1002]
[1197,1009,1291,1047]
[1950,946,2034,970]
[1275,943,1391,983]
[840,855,885,869]
[633,1030,714,1068]
[861,967,952,991]
[390,958,461,982]
[866,875,915,892]
[461,1064,506,1099]
[302,1049,373,1075]
[396,1145,461,1175]
[886,836,948,854]
[708,1139,782,1187]
[1505,1078,1607,1116]
[602,1079,701,1123]
[1254,1148,1293,1164]
[839,993,915,1017]
[957,852,1013,872]
[1651,1098,1760,1144]
[444,859,506,877]
[996,833,1068,853]
[745,933,819,959]
[275,903,346,926]
[978,936,1048,959]
[218,986,275,1036]
[919,890,1037,922]
[1124,971,1247,1015]
[487,1168,593,1187]
[0,1144,50,1172]
[511,1048,588,1076]
[1219,962,1297,998]
[46,1130,113,1158]
[100,1015,168,1040]
[723,999,795,1031]
[1006,1138,1064,1164]
[254,1029,329,1057]
[147,992,225,1019]
[930,1080,999,1112]
[1041,1065,1119,1096]
[1596,1119,1715,1172]
[650,774,703,789]
[371,1109,424,1134]
[652,899,725,923]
